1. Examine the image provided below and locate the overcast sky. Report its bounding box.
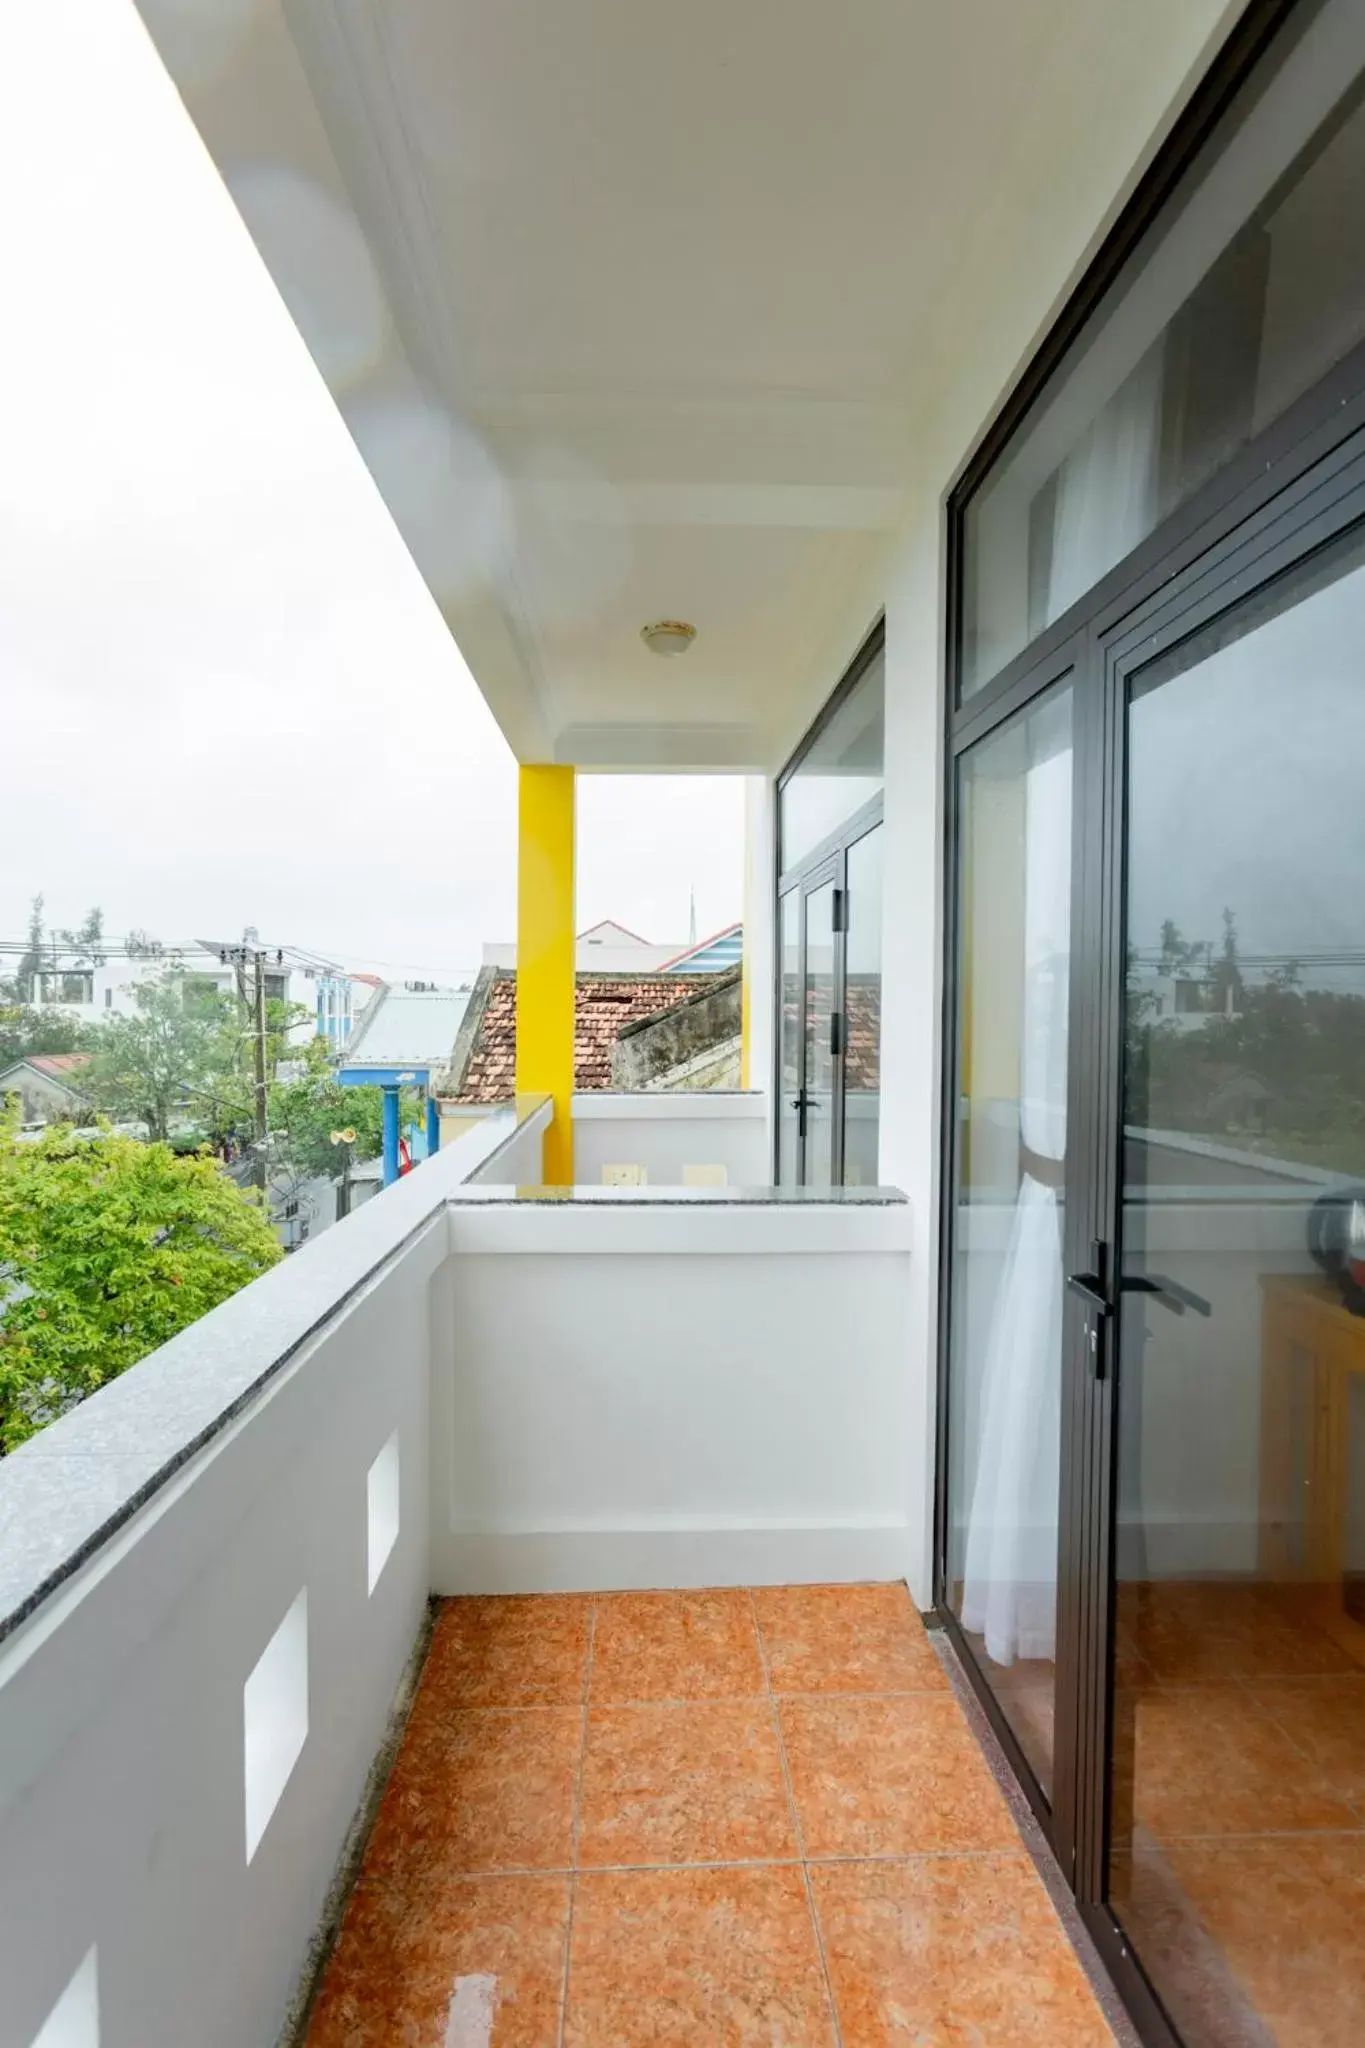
[0,0,744,982]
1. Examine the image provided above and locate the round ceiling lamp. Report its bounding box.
[640,619,696,656]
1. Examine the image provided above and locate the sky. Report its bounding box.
[0,0,744,983]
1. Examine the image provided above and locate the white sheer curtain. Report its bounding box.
[960,351,1160,1667]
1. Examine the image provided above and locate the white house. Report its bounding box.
[20,936,375,1049]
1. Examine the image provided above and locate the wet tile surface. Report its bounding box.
[305,1585,1110,2045]
[306,1875,571,2047]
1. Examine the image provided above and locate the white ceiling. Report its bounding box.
[136,0,1238,768]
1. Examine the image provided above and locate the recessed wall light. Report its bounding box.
[640,619,696,656]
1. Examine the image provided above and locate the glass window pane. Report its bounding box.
[962,0,1365,696]
[844,827,882,1186]
[780,646,883,869]
[946,687,1072,1795]
[778,890,801,1185]
[803,879,837,1189]
[1108,540,1365,2043]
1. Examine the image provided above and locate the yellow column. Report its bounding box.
[516,765,576,1181]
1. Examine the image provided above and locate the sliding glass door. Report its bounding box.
[937,7,1365,2037]
[776,630,885,1188]
[1103,532,1365,2048]
[944,679,1075,1798]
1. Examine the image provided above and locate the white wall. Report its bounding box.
[467,1096,551,1185]
[0,1232,439,2048]
[569,1093,770,1187]
[429,1198,913,1593]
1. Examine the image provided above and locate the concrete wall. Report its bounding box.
[0,1235,438,2048]
[758,11,1240,1601]
[429,1198,914,1594]
[570,1092,770,1187]
[611,972,741,1089]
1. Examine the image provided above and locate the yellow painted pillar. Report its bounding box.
[516,765,576,1181]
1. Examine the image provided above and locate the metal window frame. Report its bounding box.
[932,2,1365,2038]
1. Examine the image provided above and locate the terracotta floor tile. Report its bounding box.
[1111,1684,1356,1840]
[578,1700,796,1867]
[1246,1673,1365,1806]
[363,1706,581,1880]
[752,1581,948,1695]
[1164,1835,1365,2048]
[780,1693,1017,1858]
[423,1595,592,1708]
[305,1874,571,2047]
[1123,1581,1354,1685]
[811,1855,1113,2046]
[590,1588,766,1702]
[564,1864,837,2045]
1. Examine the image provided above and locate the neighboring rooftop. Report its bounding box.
[22,1054,94,1079]
[481,919,694,976]
[657,922,743,974]
[338,984,473,1076]
[445,968,736,1103]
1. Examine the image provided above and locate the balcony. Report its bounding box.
[5,1095,1025,2048]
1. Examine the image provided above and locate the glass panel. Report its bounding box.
[802,879,837,1189]
[946,687,1072,1795]
[1109,544,1365,2046]
[962,0,1365,695]
[780,646,884,869]
[844,826,882,1186]
[778,889,801,1185]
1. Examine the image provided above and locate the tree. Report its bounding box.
[0,1110,281,1453]
[16,894,45,1000]
[1157,918,1201,978]
[268,1038,418,1180]
[84,973,240,1141]
[0,1004,90,1069]
[1207,905,1244,1014]
[55,906,106,965]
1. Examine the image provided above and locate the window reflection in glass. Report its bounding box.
[946,688,1073,1795]
[844,827,883,1186]
[962,5,1365,694]
[780,647,884,869]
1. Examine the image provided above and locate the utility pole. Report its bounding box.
[251,949,269,1194]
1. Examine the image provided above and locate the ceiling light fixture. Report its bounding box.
[640,619,696,656]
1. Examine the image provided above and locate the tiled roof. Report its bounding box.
[779,976,881,1093]
[449,970,731,1103]
[28,1054,93,1078]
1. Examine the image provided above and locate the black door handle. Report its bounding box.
[1122,1273,1213,1317]
[1067,1271,1112,1316]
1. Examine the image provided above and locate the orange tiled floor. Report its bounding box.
[305,1584,1113,2046]
[1106,1580,1365,2048]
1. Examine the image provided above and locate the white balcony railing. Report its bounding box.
[0,1095,911,2048]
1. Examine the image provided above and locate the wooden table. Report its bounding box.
[1259,1274,1365,1631]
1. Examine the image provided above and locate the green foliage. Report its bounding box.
[0,1110,281,1453]
[84,973,241,1141]
[0,1004,92,1069]
[1128,915,1365,1175]
[268,1038,418,1180]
